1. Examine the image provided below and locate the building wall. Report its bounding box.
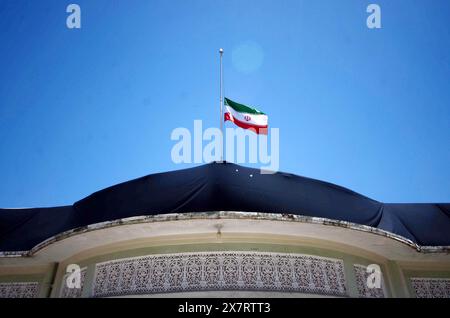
[1,241,449,298]
[1,214,449,298]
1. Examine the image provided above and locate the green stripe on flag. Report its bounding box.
[224,97,265,115]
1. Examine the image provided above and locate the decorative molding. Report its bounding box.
[0,282,39,298]
[410,278,450,298]
[4,211,446,258]
[60,267,87,298]
[92,251,348,297]
[353,264,386,298]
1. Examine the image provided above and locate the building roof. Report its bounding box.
[1,162,449,252]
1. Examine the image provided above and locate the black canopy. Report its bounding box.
[1,162,449,251]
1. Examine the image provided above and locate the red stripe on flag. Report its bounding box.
[224,112,268,135]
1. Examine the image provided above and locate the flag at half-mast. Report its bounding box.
[224,97,268,134]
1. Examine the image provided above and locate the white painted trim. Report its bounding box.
[0,212,449,263]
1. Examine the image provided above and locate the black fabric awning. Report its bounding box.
[1,162,449,251]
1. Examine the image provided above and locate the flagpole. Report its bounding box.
[219,48,224,162]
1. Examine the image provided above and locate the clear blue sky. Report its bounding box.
[0,0,449,207]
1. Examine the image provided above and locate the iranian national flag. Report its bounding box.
[224,98,268,134]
